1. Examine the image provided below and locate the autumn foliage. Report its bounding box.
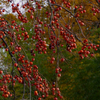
[0,0,100,100]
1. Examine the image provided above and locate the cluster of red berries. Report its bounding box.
[0,71,12,98]
[78,39,99,59]
[32,66,50,99]
[0,0,100,99]
[56,67,62,77]
[62,0,71,8]
[52,82,63,100]
[35,39,47,54]
[75,5,86,18]
[60,30,77,52]
[92,7,100,16]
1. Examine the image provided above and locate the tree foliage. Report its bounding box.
[0,0,100,100]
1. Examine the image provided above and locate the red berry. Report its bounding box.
[0,70,3,74]
[54,97,58,100]
[51,57,55,61]
[34,91,38,96]
[5,48,8,51]
[14,63,18,67]
[58,73,61,77]
[60,58,65,62]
